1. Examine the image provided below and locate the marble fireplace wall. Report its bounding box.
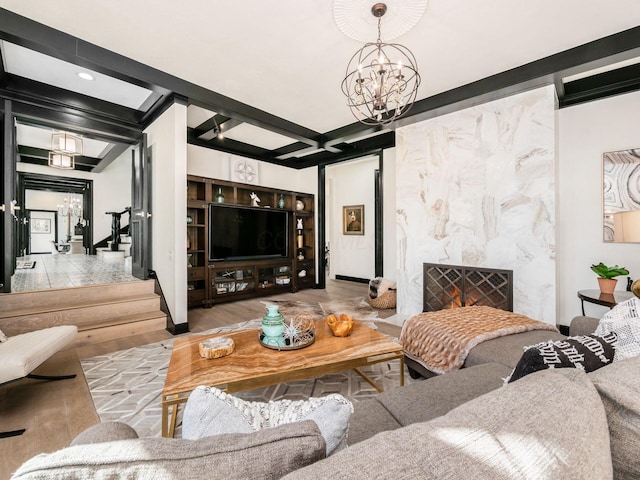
[396,86,556,324]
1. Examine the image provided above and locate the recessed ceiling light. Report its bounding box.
[77,72,94,81]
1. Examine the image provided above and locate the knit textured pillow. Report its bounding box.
[595,297,640,361]
[182,386,353,456]
[507,333,617,383]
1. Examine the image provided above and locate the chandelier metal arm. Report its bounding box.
[341,3,421,126]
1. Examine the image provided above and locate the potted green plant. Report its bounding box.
[591,262,629,294]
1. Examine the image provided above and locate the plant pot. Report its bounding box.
[598,278,617,295]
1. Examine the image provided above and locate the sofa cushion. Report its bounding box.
[182,386,352,456]
[349,362,511,445]
[569,316,599,336]
[589,355,640,480]
[464,330,566,369]
[507,333,617,383]
[12,421,325,480]
[70,422,138,446]
[283,369,613,479]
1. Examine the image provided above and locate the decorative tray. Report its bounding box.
[259,329,316,351]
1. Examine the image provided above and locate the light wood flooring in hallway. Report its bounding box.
[0,279,399,479]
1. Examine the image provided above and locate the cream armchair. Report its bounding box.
[0,325,78,438]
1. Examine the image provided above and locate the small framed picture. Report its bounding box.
[343,205,364,235]
[31,218,51,234]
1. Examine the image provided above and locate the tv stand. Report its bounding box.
[187,175,315,308]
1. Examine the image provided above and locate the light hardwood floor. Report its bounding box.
[0,279,398,478]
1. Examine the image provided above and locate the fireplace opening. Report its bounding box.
[423,263,513,312]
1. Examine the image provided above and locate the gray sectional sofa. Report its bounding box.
[11,315,639,479]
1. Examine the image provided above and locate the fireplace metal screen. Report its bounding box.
[423,263,513,312]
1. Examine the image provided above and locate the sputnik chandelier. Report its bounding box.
[340,2,421,125]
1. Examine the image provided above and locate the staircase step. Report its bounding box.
[0,294,161,335]
[0,277,168,345]
[74,312,167,347]
[0,280,154,313]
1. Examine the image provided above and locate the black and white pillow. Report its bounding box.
[0,328,7,343]
[507,333,617,383]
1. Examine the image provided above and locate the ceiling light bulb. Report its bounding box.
[77,72,94,81]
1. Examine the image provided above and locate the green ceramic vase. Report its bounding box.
[262,305,285,338]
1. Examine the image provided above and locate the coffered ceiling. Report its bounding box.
[1,1,640,171]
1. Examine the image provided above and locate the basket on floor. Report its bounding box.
[369,290,397,309]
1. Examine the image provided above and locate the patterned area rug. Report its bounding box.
[81,303,410,438]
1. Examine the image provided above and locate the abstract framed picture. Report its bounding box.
[343,205,364,235]
[31,218,51,234]
[603,148,640,242]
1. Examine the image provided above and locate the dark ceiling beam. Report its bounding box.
[3,74,142,125]
[193,114,244,140]
[321,124,387,149]
[20,172,90,192]
[19,156,94,172]
[394,25,640,129]
[18,145,101,166]
[5,99,142,143]
[276,145,325,160]
[560,63,640,108]
[0,10,172,96]
[271,141,312,158]
[193,115,223,137]
[187,127,278,164]
[0,8,323,147]
[92,143,130,173]
[294,131,395,169]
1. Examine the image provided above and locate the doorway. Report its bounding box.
[324,154,383,283]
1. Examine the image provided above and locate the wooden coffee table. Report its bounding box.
[161,320,404,437]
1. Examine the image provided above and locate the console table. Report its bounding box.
[577,289,634,316]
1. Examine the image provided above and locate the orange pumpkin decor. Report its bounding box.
[326,313,355,337]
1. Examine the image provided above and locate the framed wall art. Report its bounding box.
[343,205,364,235]
[31,218,51,234]
[603,148,640,243]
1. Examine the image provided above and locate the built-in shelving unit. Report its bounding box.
[186,175,315,308]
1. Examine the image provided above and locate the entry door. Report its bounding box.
[1,100,17,292]
[130,135,151,279]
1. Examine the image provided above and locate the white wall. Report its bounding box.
[187,145,317,194]
[383,148,397,281]
[92,148,133,241]
[145,103,188,325]
[557,89,640,324]
[326,156,378,280]
[396,86,557,324]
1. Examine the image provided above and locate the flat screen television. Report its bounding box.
[209,204,289,261]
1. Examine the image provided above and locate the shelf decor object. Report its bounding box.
[591,262,629,294]
[259,313,316,351]
[338,1,424,125]
[215,187,225,203]
[199,337,235,359]
[261,305,286,346]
